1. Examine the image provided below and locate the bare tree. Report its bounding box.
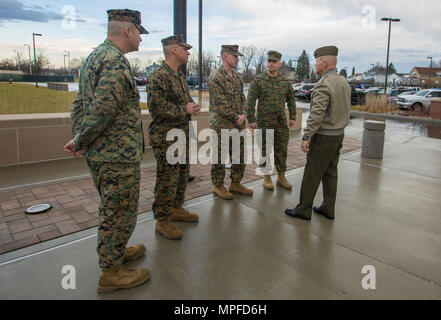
[129,58,144,76]
[240,45,256,82]
[253,47,267,77]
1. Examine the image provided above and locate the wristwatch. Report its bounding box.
[302,135,309,141]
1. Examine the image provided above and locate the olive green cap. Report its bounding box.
[221,45,243,56]
[314,45,338,58]
[107,9,149,34]
[267,50,282,61]
[161,34,192,49]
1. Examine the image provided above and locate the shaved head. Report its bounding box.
[163,44,176,58]
[318,55,337,68]
[107,21,136,37]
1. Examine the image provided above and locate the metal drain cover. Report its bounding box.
[25,203,52,214]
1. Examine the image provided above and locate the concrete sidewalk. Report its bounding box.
[0,126,440,299]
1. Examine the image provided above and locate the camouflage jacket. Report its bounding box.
[71,39,144,162]
[147,61,193,147]
[208,67,247,130]
[247,72,296,127]
[303,69,350,140]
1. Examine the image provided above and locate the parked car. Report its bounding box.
[292,83,302,95]
[363,87,382,94]
[134,77,147,86]
[397,88,441,111]
[350,85,363,105]
[304,88,314,102]
[388,90,416,105]
[297,83,315,99]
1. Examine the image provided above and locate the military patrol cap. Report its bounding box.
[161,34,192,49]
[314,45,338,58]
[221,45,243,56]
[267,50,282,61]
[107,9,149,34]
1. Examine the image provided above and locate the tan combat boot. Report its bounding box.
[213,184,233,200]
[277,172,292,190]
[263,175,274,190]
[169,207,199,222]
[155,220,183,240]
[97,265,150,294]
[229,182,253,196]
[123,244,146,263]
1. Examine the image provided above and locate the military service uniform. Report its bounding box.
[286,46,350,220]
[147,35,194,223]
[208,45,248,189]
[70,10,147,271]
[247,50,296,175]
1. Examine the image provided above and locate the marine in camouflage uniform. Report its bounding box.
[247,50,296,189]
[208,45,253,199]
[147,35,199,240]
[69,10,147,272]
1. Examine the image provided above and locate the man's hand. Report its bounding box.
[301,140,309,154]
[186,102,200,115]
[288,120,296,128]
[235,114,246,126]
[249,122,257,129]
[64,135,87,157]
[193,103,201,116]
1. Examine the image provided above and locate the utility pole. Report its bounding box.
[427,56,433,88]
[381,17,400,94]
[33,32,42,87]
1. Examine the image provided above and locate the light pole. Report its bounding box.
[427,56,432,88]
[64,50,70,76]
[32,32,42,87]
[381,17,400,94]
[64,54,67,75]
[23,44,32,74]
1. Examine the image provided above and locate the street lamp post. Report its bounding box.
[381,17,400,94]
[64,54,67,75]
[65,50,70,76]
[32,32,42,87]
[427,56,432,88]
[23,44,32,75]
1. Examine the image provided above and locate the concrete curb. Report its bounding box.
[350,111,441,125]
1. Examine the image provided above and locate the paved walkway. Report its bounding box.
[0,126,440,300]
[0,137,362,254]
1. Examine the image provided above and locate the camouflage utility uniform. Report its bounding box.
[247,72,296,173]
[71,39,144,270]
[208,66,247,186]
[147,61,193,220]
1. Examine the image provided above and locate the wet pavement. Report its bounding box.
[0,116,440,299]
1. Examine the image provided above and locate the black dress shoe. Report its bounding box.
[284,208,311,221]
[313,206,334,220]
[188,173,195,182]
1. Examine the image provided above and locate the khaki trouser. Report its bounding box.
[295,134,344,218]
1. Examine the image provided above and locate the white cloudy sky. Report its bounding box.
[1,0,440,73]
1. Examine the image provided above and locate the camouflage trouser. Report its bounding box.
[152,146,189,221]
[259,125,289,173]
[86,160,140,270]
[211,128,246,186]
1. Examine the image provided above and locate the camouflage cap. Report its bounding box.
[221,45,243,57]
[161,35,192,49]
[107,9,149,34]
[314,45,338,58]
[267,50,282,61]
